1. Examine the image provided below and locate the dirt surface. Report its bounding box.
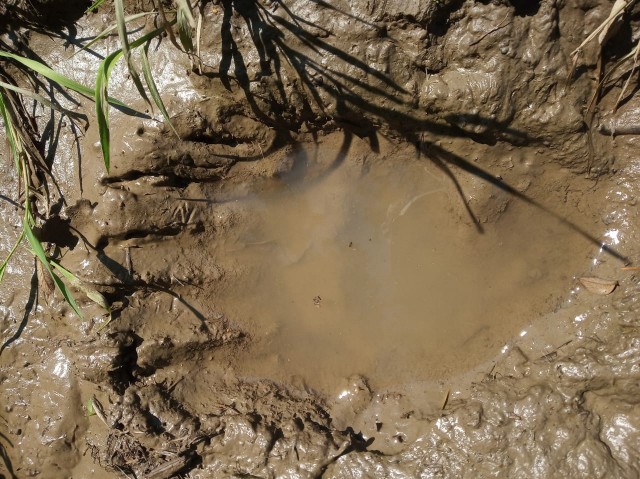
[3,0,640,477]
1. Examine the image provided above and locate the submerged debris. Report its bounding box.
[579,276,618,295]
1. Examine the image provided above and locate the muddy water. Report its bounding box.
[216,156,595,392]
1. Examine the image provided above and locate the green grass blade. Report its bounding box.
[0,91,22,169]
[24,221,83,319]
[86,0,107,12]
[115,0,150,107]
[141,42,178,136]
[0,231,25,283]
[50,260,111,314]
[175,0,195,52]
[115,0,131,58]
[95,24,172,171]
[73,12,156,57]
[95,54,115,172]
[0,50,129,109]
[196,10,203,60]
[0,81,83,118]
[0,51,96,98]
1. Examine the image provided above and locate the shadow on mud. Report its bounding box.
[207,0,626,261]
[0,431,17,479]
[214,0,529,141]
[0,266,37,355]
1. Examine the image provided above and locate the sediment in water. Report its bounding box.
[2,1,640,477]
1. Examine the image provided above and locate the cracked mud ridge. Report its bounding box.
[3,0,640,477]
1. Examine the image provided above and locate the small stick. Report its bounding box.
[144,453,193,479]
[90,396,112,429]
[441,389,451,410]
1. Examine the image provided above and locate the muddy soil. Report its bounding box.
[3,0,640,477]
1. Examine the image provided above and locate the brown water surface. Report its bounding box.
[218,156,593,391]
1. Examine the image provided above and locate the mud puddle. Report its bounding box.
[214,154,596,393]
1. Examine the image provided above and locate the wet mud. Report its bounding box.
[2,0,640,478]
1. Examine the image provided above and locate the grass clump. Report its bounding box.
[0,0,196,321]
[0,85,107,319]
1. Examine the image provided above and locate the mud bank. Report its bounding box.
[2,0,640,478]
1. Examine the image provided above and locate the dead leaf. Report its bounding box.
[571,0,628,60]
[579,276,618,295]
[569,0,629,80]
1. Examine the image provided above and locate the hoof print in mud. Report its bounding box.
[2,0,640,478]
